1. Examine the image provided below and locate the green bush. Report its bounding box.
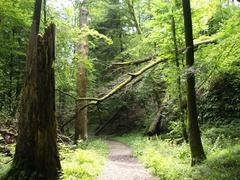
[116,121,240,180]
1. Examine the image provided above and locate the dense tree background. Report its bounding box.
[0,0,240,179]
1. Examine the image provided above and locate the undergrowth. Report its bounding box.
[0,144,15,178]
[115,119,240,180]
[0,154,11,178]
[60,138,108,180]
[0,138,108,180]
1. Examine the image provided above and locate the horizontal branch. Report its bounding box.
[56,89,77,100]
[110,39,217,68]
[194,39,218,47]
[108,54,156,68]
[179,39,217,53]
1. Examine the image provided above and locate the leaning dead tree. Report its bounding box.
[77,57,167,111]
[6,0,61,178]
[58,38,218,129]
[57,57,167,128]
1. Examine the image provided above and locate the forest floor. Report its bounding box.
[97,140,156,180]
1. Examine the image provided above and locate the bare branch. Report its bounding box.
[56,89,77,100]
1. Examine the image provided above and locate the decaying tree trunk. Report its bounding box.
[35,23,61,178]
[75,8,89,142]
[6,0,61,177]
[146,108,162,135]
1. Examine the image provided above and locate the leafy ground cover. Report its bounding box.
[0,138,108,180]
[61,138,108,180]
[115,119,240,180]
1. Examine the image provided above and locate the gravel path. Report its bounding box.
[97,140,156,180]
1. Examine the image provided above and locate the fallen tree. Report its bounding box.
[76,57,168,112]
[58,57,167,128]
[58,39,218,128]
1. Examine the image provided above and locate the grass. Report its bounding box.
[61,138,108,180]
[114,119,240,180]
[0,138,108,180]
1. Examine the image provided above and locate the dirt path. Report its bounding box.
[97,140,156,180]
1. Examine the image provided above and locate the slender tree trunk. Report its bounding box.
[58,90,65,133]
[171,15,188,142]
[6,0,61,178]
[75,8,88,143]
[182,0,206,165]
[43,0,47,27]
[126,0,142,35]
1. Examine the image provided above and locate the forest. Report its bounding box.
[0,0,240,179]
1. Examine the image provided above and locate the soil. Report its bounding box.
[97,140,156,180]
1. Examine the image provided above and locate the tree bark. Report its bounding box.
[126,0,142,35]
[146,108,162,135]
[182,0,206,165]
[58,89,66,133]
[6,0,61,177]
[171,15,188,142]
[75,8,89,142]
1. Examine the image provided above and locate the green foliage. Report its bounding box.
[191,145,240,180]
[115,119,240,179]
[199,69,240,122]
[0,139,108,179]
[0,0,33,115]
[0,143,15,178]
[60,139,108,180]
[1,0,240,177]
[0,154,11,178]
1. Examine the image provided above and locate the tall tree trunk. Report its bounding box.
[6,0,61,178]
[182,0,206,165]
[75,8,88,143]
[170,15,188,142]
[126,0,142,35]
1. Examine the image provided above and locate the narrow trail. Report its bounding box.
[97,140,156,180]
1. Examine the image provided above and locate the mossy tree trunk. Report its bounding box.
[6,0,61,178]
[75,8,89,142]
[181,0,206,165]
